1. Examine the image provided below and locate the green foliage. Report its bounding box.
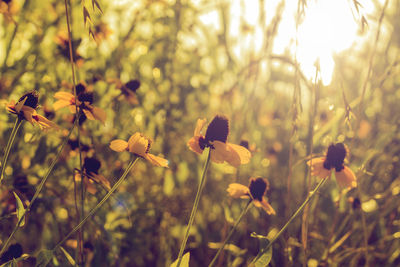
[35,250,53,267]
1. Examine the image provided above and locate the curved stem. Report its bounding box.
[53,157,139,251]
[0,120,77,256]
[176,148,211,267]
[208,200,252,267]
[0,117,23,184]
[251,177,328,264]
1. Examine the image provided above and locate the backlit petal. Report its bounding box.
[335,166,357,189]
[226,143,251,167]
[194,118,207,136]
[227,183,250,198]
[187,136,203,154]
[15,97,27,113]
[92,106,107,124]
[54,91,74,101]
[254,198,276,215]
[128,133,148,156]
[307,157,331,179]
[33,114,59,130]
[89,173,111,190]
[83,108,95,120]
[210,141,229,164]
[110,139,128,152]
[145,154,169,168]
[53,100,71,110]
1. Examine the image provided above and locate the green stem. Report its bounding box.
[176,148,211,267]
[53,157,139,251]
[208,200,252,267]
[0,120,77,256]
[0,117,23,184]
[251,177,328,264]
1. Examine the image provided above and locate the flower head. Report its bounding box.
[53,83,106,124]
[76,157,111,195]
[227,177,275,215]
[307,143,356,189]
[187,115,251,167]
[110,132,168,168]
[6,91,58,130]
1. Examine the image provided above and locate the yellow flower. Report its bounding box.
[307,143,357,189]
[110,132,168,168]
[53,83,106,124]
[6,91,59,130]
[187,115,251,167]
[227,177,275,215]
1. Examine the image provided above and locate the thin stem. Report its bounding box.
[53,157,139,251]
[0,120,77,256]
[0,117,23,184]
[208,200,252,267]
[176,148,211,267]
[252,177,328,264]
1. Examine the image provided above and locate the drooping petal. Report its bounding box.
[335,166,357,189]
[53,100,72,110]
[227,183,250,198]
[307,157,331,179]
[83,108,95,120]
[144,153,169,168]
[110,139,129,152]
[54,91,74,101]
[128,133,148,156]
[210,141,229,164]
[194,118,207,136]
[187,136,204,154]
[33,114,59,130]
[254,198,276,215]
[15,97,27,113]
[91,106,107,124]
[225,143,251,167]
[89,173,111,190]
[21,106,35,124]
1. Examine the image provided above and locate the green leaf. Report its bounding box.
[254,239,272,267]
[13,192,25,227]
[35,249,54,267]
[60,246,78,266]
[170,252,190,267]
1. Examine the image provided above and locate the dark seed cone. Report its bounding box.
[125,80,141,92]
[249,177,268,201]
[75,83,86,95]
[239,140,249,149]
[18,91,39,109]
[78,92,94,104]
[83,157,101,174]
[323,143,346,172]
[0,243,23,263]
[205,115,229,143]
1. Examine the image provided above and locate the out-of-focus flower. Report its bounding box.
[227,177,275,215]
[93,22,112,42]
[108,78,140,105]
[6,91,58,130]
[55,34,83,66]
[307,143,357,189]
[76,157,110,195]
[110,132,168,168]
[187,115,251,167]
[53,83,106,124]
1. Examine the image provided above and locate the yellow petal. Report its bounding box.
[194,118,207,136]
[83,108,95,120]
[110,139,128,152]
[33,114,59,130]
[227,183,250,198]
[335,166,357,189]
[307,157,331,179]
[53,100,71,110]
[187,136,204,154]
[89,173,111,190]
[210,141,229,164]
[226,143,252,167]
[128,133,148,156]
[91,106,107,124]
[254,198,276,215]
[145,154,169,168]
[54,91,74,101]
[15,96,27,113]
[21,106,35,124]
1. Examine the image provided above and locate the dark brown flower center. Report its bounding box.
[75,83,86,95]
[18,91,39,109]
[323,143,346,172]
[249,177,268,201]
[204,115,229,145]
[125,80,141,92]
[239,140,249,149]
[83,157,101,174]
[0,243,23,263]
[78,92,94,104]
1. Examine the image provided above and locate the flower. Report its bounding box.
[6,91,59,130]
[227,177,275,215]
[110,132,168,168]
[77,157,111,195]
[307,143,357,189]
[53,83,106,124]
[187,115,251,167]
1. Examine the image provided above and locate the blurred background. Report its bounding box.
[0,0,399,266]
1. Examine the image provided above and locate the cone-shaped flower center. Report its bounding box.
[125,80,141,92]
[204,115,229,143]
[249,177,268,201]
[78,92,94,104]
[83,157,101,174]
[76,83,86,95]
[19,91,39,109]
[323,143,346,172]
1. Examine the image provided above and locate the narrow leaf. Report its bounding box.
[170,252,190,267]
[83,6,92,25]
[35,249,53,267]
[254,239,272,267]
[13,192,25,227]
[0,259,18,267]
[60,247,78,266]
[93,0,103,13]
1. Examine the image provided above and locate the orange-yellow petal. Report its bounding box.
[91,106,107,124]
[128,133,148,156]
[225,143,251,167]
[227,183,250,198]
[15,97,27,113]
[187,136,204,154]
[335,166,357,189]
[110,139,129,152]
[210,141,229,164]
[194,118,207,136]
[89,173,111,191]
[54,91,74,101]
[21,106,35,124]
[307,157,331,179]
[53,100,71,110]
[144,153,169,168]
[254,198,276,215]
[33,114,59,130]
